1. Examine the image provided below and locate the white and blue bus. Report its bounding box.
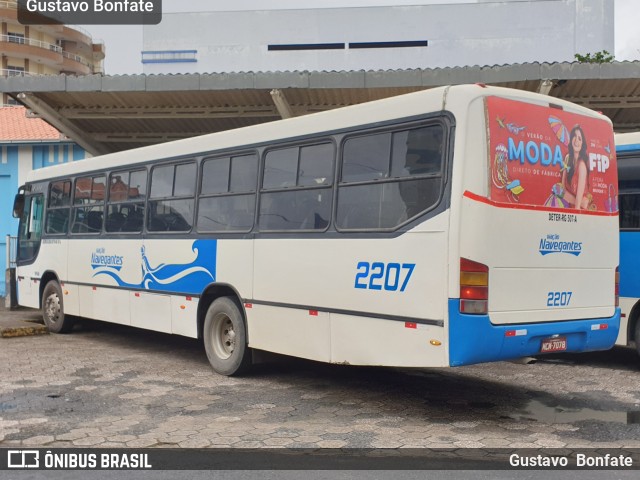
[615,132,640,356]
[13,85,620,375]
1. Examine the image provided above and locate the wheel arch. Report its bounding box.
[197,283,246,341]
[628,299,640,345]
[39,270,61,309]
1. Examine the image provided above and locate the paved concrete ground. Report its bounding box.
[1,303,640,450]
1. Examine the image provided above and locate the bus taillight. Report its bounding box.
[615,266,620,307]
[460,258,489,314]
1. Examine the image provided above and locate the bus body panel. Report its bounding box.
[245,304,331,363]
[449,300,620,366]
[77,284,131,326]
[16,240,69,310]
[63,282,80,317]
[330,313,448,367]
[16,275,36,309]
[171,294,198,338]
[615,133,640,348]
[619,231,640,298]
[459,197,617,323]
[216,239,254,300]
[252,212,449,322]
[617,297,636,347]
[131,291,172,333]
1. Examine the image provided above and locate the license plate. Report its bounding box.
[540,336,567,353]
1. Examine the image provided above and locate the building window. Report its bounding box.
[268,43,345,51]
[267,41,428,51]
[141,50,197,64]
[7,66,25,77]
[349,40,428,49]
[7,33,25,45]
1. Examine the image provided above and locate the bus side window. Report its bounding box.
[45,180,71,235]
[258,143,333,232]
[71,176,105,234]
[620,193,640,229]
[121,206,144,232]
[148,162,196,233]
[341,133,390,182]
[337,125,444,231]
[198,153,258,233]
[107,169,147,233]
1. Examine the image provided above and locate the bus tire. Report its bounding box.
[42,280,74,333]
[635,321,640,358]
[203,296,252,376]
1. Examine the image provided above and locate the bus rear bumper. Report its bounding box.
[448,299,620,367]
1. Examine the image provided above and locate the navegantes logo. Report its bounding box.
[539,234,582,256]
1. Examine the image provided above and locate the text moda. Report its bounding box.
[26,0,155,12]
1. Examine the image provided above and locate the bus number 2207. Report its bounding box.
[547,291,572,307]
[354,262,416,292]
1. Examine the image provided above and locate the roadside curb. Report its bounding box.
[0,321,49,338]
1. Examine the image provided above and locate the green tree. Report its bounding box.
[574,50,615,64]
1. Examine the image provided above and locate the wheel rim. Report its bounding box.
[211,312,236,360]
[44,293,61,325]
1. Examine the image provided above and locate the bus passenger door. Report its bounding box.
[15,195,44,307]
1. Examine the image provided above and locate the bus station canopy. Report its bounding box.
[1,61,639,156]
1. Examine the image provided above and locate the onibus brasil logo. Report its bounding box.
[539,234,582,256]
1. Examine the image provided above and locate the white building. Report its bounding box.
[142,0,614,74]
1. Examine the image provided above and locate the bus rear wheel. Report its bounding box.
[42,280,74,333]
[203,296,252,376]
[635,321,640,358]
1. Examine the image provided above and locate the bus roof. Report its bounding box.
[615,132,640,153]
[24,84,612,184]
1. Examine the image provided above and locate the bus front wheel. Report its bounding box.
[635,321,640,358]
[42,280,74,333]
[203,296,252,376]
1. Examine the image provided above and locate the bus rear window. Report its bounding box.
[487,96,617,213]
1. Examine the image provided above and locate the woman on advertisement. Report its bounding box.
[561,125,592,210]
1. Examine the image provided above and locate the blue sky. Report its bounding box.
[84,0,638,75]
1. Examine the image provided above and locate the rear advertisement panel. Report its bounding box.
[487,96,618,213]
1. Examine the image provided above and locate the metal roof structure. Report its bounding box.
[1,61,639,155]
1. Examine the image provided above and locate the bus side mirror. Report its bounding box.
[13,194,25,218]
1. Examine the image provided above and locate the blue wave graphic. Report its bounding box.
[539,250,581,256]
[93,239,217,295]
